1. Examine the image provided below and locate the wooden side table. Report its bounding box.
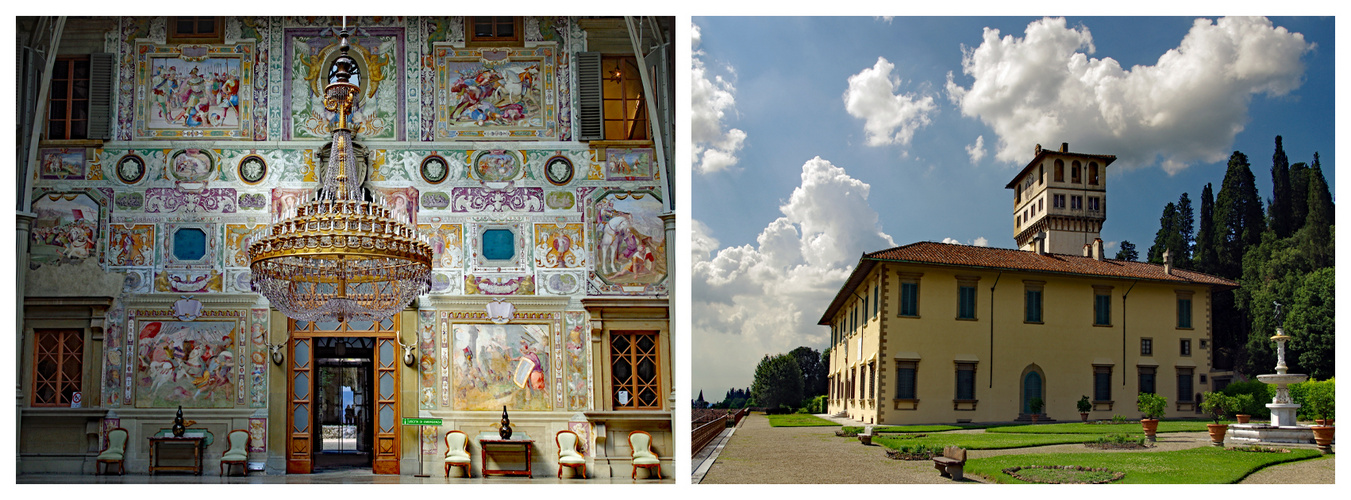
[148,436,205,475]
[477,432,534,478]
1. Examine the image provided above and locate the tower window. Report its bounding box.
[1054,160,1065,182]
[1071,161,1081,183]
[1089,162,1100,185]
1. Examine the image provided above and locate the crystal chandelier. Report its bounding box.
[248,28,431,322]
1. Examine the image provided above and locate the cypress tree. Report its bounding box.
[1270,136,1293,238]
[1301,153,1334,268]
[1213,151,1266,279]
[1195,183,1217,274]
[1308,153,1333,227]
[1176,192,1195,269]
[1148,202,1178,264]
[1290,161,1310,230]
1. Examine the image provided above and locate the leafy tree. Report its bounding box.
[1299,154,1334,268]
[750,354,804,409]
[1213,151,1266,279]
[789,346,827,398]
[1195,183,1217,274]
[1287,267,1334,380]
[1114,240,1138,261]
[1236,232,1307,375]
[1269,136,1294,238]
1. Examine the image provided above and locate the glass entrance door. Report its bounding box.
[313,337,374,470]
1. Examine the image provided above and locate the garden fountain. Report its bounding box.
[1228,305,1315,445]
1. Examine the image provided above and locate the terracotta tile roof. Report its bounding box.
[818,241,1237,325]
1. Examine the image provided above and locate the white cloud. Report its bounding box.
[942,237,961,245]
[843,57,938,148]
[944,236,991,247]
[966,135,987,164]
[876,16,894,23]
[974,236,989,247]
[692,24,747,174]
[946,17,1312,174]
[693,157,896,397]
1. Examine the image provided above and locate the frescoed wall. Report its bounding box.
[590,190,667,291]
[450,323,551,411]
[134,320,239,408]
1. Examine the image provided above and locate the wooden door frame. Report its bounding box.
[286,318,401,474]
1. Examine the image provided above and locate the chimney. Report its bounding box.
[1092,238,1104,261]
[1060,142,1069,153]
[1163,249,1173,275]
[1033,231,1047,255]
[1035,144,1042,155]
[1083,243,1092,257]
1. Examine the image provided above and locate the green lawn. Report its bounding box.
[766,414,840,427]
[842,424,983,434]
[874,432,1098,450]
[965,446,1323,483]
[986,420,1214,434]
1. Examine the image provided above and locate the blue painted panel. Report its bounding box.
[172,228,207,261]
[482,229,514,261]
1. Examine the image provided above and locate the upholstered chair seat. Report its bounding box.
[444,430,472,477]
[220,429,251,476]
[96,428,128,475]
[556,430,586,478]
[627,430,662,479]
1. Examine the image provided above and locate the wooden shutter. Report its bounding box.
[87,53,115,140]
[575,51,602,141]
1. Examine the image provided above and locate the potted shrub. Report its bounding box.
[1077,396,1092,422]
[1306,382,1334,451]
[1029,397,1044,423]
[1137,392,1167,441]
[1200,392,1236,446]
[1233,393,1255,423]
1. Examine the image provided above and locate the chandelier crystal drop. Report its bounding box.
[248,28,431,322]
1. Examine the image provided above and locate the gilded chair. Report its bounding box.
[96,427,128,475]
[628,430,662,480]
[220,429,251,476]
[444,430,472,477]
[555,430,586,479]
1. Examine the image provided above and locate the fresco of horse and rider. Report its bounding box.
[134,320,239,408]
[591,190,666,286]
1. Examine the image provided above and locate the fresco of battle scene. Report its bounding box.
[135,320,239,408]
[450,323,551,411]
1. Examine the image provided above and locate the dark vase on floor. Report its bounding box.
[499,406,513,439]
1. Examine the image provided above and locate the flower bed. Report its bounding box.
[1228,445,1291,453]
[885,444,942,460]
[1002,465,1125,484]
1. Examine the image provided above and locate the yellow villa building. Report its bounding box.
[822,144,1237,425]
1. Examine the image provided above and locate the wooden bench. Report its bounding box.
[932,446,967,480]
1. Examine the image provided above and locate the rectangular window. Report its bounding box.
[1093,366,1112,402]
[1094,293,1111,326]
[1089,163,1099,185]
[469,16,520,42]
[1141,338,1153,356]
[1177,368,1194,402]
[868,362,876,398]
[862,294,868,326]
[955,362,976,401]
[873,284,879,317]
[1072,195,1084,210]
[1138,366,1156,395]
[169,16,221,42]
[1180,339,1192,357]
[1072,163,1082,183]
[610,331,661,410]
[1088,197,1100,211]
[957,285,977,320]
[601,56,651,140]
[895,360,917,399]
[1177,298,1193,328]
[46,57,90,140]
[1025,289,1043,323]
[32,329,83,407]
[1053,194,1065,208]
[900,282,919,317]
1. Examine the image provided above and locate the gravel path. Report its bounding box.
[1238,454,1335,484]
[698,414,1332,484]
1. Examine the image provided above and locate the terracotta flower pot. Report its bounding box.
[1080,412,1089,422]
[1031,414,1039,423]
[1206,423,1228,446]
[1141,418,1159,437]
[1311,426,1334,447]
[1236,414,1250,424]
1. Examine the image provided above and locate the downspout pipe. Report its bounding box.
[989,271,1002,388]
[1122,280,1138,386]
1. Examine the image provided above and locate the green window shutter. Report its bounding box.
[575,51,602,141]
[87,53,116,140]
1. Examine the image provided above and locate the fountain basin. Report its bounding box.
[1228,423,1315,445]
[1256,373,1308,385]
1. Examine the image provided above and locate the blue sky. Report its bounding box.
[690,16,1335,401]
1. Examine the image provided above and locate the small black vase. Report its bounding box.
[172,406,186,437]
[498,406,513,439]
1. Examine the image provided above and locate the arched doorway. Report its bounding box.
[1020,364,1045,415]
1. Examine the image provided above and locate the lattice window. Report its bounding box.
[611,330,660,409]
[469,16,520,42]
[46,57,90,140]
[33,329,83,407]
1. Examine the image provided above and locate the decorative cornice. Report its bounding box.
[123,293,261,310]
[417,294,570,310]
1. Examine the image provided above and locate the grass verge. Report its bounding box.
[965,446,1321,483]
[986,420,1214,434]
[874,432,1095,450]
[766,414,840,427]
[842,424,983,434]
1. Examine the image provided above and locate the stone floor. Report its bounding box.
[17,466,674,484]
